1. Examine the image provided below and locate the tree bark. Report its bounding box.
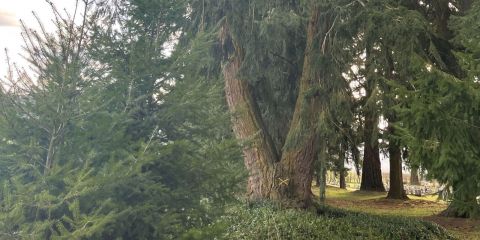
[339,170,346,189]
[360,44,385,192]
[318,141,327,203]
[360,109,385,191]
[339,149,347,189]
[410,167,420,185]
[44,133,56,175]
[274,6,331,207]
[221,6,332,208]
[386,124,408,199]
[223,51,279,202]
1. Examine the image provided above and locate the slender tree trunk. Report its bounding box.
[339,171,346,189]
[410,167,420,185]
[339,149,346,189]
[386,124,408,199]
[44,134,56,175]
[318,141,327,203]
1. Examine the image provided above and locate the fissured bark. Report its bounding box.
[360,109,385,192]
[386,124,408,199]
[221,6,332,208]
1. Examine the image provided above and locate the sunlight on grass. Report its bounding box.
[316,186,480,239]
[313,186,446,217]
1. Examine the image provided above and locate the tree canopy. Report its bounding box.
[0,0,478,238]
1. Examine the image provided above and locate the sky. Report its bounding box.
[0,0,77,78]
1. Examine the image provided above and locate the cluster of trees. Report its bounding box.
[203,0,480,215]
[0,0,478,238]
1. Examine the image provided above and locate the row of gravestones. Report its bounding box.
[328,181,441,197]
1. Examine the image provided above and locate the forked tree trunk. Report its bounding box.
[222,6,332,208]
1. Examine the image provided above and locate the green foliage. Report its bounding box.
[398,65,480,217]
[392,1,480,217]
[0,0,244,239]
[187,203,453,240]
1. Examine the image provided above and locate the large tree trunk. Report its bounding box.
[222,6,332,208]
[360,110,385,192]
[386,124,408,199]
[360,44,385,192]
[274,6,332,207]
[410,167,420,185]
[223,52,279,202]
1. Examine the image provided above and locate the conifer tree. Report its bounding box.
[187,0,363,207]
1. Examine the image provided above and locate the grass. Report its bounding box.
[183,203,453,240]
[319,186,480,239]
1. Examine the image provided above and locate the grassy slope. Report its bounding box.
[319,186,480,240]
[183,199,453,240]
[196,203,452,240]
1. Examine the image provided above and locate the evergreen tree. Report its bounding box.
[0,1,244,238]
[187,0,364,207]
[395,0,480,216]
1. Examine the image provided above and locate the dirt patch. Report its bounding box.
[324,187,480,238]
[424,215,480,232]
[326,198,445,212]
[366,198,445,208]
[327,197,479,239]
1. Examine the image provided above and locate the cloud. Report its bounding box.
[0,10,19,27]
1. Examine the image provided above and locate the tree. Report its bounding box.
[410,167,421,186]
[216,0,364,207]
[0,1,93,176]
[395,0,480,216]
[353,0,429,198]
[0,1,245,238]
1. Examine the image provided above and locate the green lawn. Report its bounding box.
[318,186,480,239]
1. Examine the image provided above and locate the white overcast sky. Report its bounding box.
[0,0,78,78]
